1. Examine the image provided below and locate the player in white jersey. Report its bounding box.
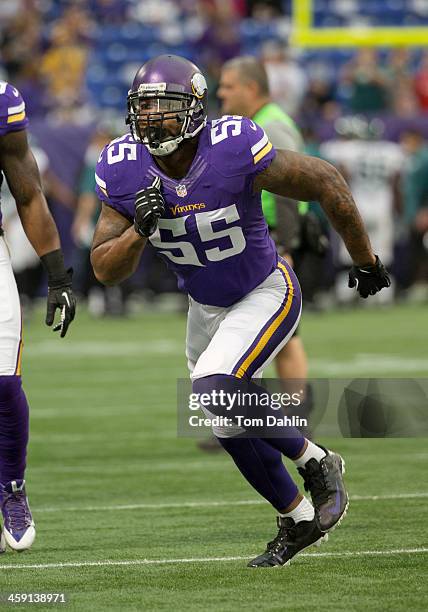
[0,81,76,552]
[321,117,403,303]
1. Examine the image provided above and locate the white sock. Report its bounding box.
[280,496,314,523]
[293,440,327,468]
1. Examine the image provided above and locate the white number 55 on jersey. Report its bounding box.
[149,204,246,266]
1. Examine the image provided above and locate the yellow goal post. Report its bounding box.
[290,0,428,47]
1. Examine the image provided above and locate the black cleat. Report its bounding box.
[298,447,349,532]
[247,516,328,568]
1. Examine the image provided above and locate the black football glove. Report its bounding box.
[46,268,76,338]
[41,250,76,337]
[348,255,391,299]
[134,176,165,238]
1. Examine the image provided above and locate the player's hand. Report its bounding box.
[46,268,76,338]
[348,255,391,298]
[134,176,165,237]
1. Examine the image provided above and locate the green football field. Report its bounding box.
[1,303,427,611]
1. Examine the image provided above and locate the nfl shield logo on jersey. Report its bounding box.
[176,184,187,197]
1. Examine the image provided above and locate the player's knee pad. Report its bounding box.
[192,374,240,403]
[192,374,246,437]
[192,374,281,438]
[193,373,306,439]
[192,373,244,419]
[0,375,23,403]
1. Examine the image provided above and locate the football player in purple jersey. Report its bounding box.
[0,82,76,552]
[91,55,390,567]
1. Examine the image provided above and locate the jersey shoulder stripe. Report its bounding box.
[254,141,273,164]
[251,131,268,156]
[95,172,108,196]
[7,101,26,123]
[0,82,28,134]
[250,130,273,164]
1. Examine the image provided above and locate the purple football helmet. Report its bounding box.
[126,54,208,156]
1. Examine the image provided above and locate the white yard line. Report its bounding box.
[25,343,428,375]
[29,459,226,472]
[1,548,427,571]
[33,492,428,514]
[25,339,183,357]
[309,354,428,375]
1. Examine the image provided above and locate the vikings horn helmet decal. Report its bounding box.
[126,54,208,156]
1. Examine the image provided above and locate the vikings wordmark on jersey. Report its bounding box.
[95,116,278,307]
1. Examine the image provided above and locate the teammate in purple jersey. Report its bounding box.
[0,82,76,552]
[91,55,390,567]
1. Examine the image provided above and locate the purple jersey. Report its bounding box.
[0,82,29,228]
[95,116,277,306]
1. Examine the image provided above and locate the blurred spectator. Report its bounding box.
[195,0,242,116]
[60,4,95,43]
[386,48,412,87]
[0,3,46,117]
[40,11,90,108]
[196,1,242,64]
[400,130,428,296]
[414,51,428,112]
[72,120,128,316]
[385,48,420,117]
[341,48,389,113]
[0,7,42,81]
[321,117,403,303]
[300,78,340,123]
[400,130,428,224]
[248,0,284,20]
[261,42,307,117]
[393,84,420,118]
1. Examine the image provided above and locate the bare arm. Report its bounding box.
[0,130,60,256]
[0,128,76,334]
[72,192,98,243]
[254,149,376,266]
[91,203,147,285]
